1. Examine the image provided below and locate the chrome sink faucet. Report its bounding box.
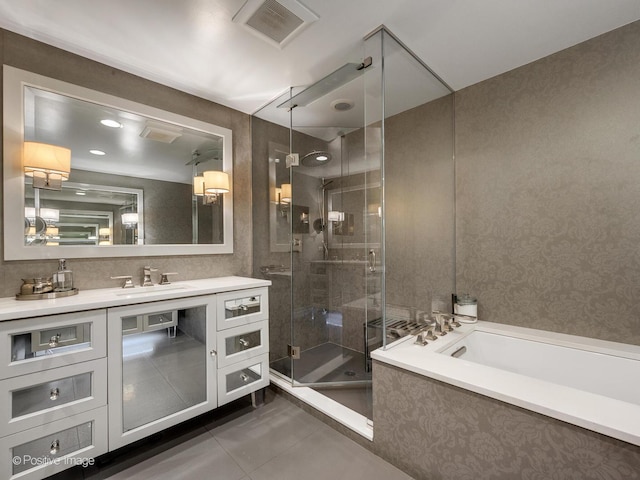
[142,266,158,287]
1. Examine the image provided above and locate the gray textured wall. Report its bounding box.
[0,29,253,297]
[385,95,455,315]
[455,21,640,345]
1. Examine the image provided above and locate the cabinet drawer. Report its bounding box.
[0,406,108,480]
[216,287,268,331]
[0,310,107,380]
[0,359,107,437]
[217,353,269,406]
[216,321,268,368]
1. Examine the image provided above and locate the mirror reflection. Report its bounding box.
[24,86,225,246]
[3,66,233,259]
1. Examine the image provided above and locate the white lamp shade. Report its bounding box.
[40,208,60,223]
[23,142,71,179]
[99,227,112,237]
[203,171,230,194]
[121,213,138,225]
[280,183,292,203]
[193,175,205,196]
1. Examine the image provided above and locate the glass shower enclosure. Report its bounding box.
[252,27,455,421]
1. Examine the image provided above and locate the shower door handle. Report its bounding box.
[368,249,376,273]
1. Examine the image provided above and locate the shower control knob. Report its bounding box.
[209,349,217,357]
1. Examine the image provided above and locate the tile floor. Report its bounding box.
[51,390,413,480]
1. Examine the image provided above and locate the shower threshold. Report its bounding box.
[270,371,373,441]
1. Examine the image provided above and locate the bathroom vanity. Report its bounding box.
[0,276,270,480]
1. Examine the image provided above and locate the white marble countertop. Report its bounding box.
[0,276,270,322]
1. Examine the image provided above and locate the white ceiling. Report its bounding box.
[1,0,639,116]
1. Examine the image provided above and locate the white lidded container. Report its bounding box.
[454,293,477,318]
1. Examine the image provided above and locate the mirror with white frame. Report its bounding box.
[3,65,233,260]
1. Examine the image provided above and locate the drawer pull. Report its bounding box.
[49,334,60,348]
[50,439,60,455]
[210,349,217,357]
[239,338,250,348]
[50,388,60,401]
[240,373,249,382]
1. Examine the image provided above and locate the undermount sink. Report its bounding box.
[115,284,192,296]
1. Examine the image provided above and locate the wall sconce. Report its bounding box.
[99,227,112,245]
[121,212,138,228]
[328,211,345,222]
[23,141,71,190]
[193,171,229,205]
[277,183,292,217]
[280,183,292,203]
[40,208,60,225]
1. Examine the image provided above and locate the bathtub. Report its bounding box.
[370,321,640,446]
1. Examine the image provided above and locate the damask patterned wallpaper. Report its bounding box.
[455,21,640,345]
[373,362,640,480]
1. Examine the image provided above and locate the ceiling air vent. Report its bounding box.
[233,0,318,48]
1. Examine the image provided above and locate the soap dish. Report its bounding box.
[16,288,79,301]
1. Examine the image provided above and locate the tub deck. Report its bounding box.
[371,321,640,446]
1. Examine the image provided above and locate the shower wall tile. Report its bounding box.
[373,361,640,480]
[455,21,640,345]
[0,30,253,297]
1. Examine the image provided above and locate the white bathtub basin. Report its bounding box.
[371,321,640,446]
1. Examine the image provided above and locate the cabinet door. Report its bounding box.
[0,359,107,437]
[216,287,269,330]
[107,295,218,450]
[216,321,268,368]
[0,406,107,480]
[0,310,107,380]
[217,353,269,406]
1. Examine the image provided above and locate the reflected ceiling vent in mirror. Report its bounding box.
[233,0,318,48]
[139,122,183,144]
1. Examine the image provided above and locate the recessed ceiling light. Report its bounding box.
[100,119,122,128]
[331,99,355,112]
[90,149,106,155]
[76,191,86,196]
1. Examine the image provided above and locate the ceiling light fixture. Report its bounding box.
[90,149,106,155]
[100,119,122,128]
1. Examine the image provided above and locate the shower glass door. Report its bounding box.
[285,46,382,419]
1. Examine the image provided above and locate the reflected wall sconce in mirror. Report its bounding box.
[280,183,292,203]
[99,227,112,245]
[121,213,139,228]
[193,171,230,205]
[278,183,292,217]
[23,141,71,190]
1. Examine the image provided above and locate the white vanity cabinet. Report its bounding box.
[107,295,218,450]
[0,276,270,480]
[216,287,269,405]
[0,311,108,480]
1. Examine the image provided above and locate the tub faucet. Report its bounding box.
[142,266,158,287]
[414,326,437,346]
[432,311,452,335]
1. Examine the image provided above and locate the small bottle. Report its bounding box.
[53,259,74,292]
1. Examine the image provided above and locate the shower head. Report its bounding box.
[301,150,332,167]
